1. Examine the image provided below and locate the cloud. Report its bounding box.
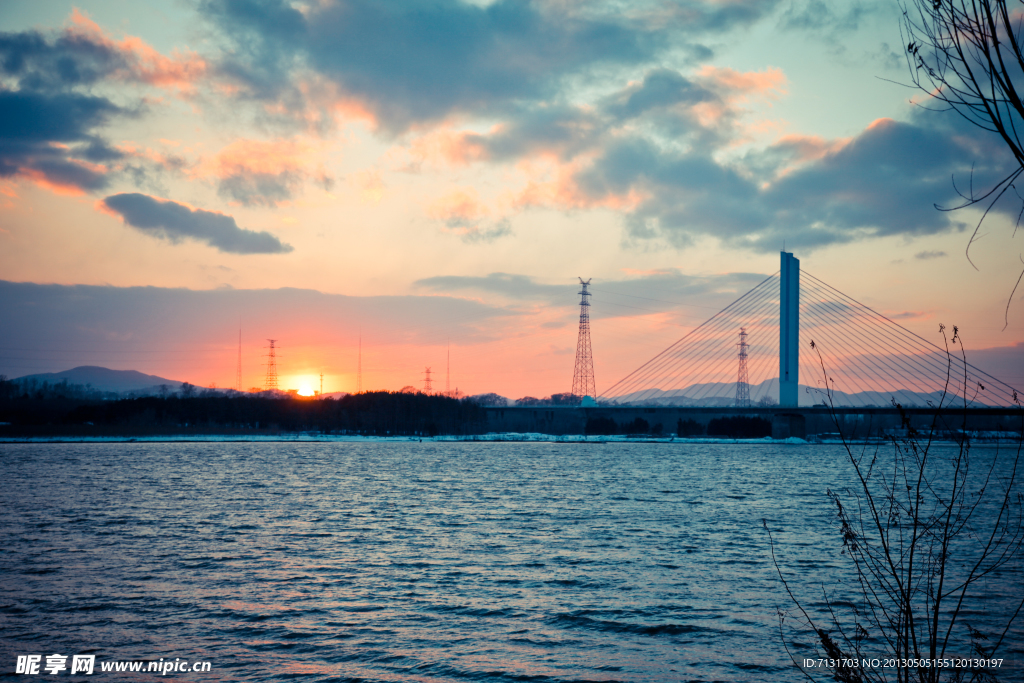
[531,112,1019,252]
[399,62,785,238]
[884,310,930,320]
[0,11,206,94]
[203,0,652,132]
[63,10,207,93]
[205,139,312,206]
[398,59,1010,255]
[414,269,768,319]
[454,220,513,243]
[0,279,512,380]
[915,250,947,260]
[0,89,122,193]
[100,193,293,254]
[465,106,606,163]
[416,272,570,302]
[201,0,780,134]
[967,341,1024,386]
[0,14,207,195]
[427,188,513,243]
[0,21,126,92]
[407,63,784,169]
[779,0,873,33]
[9,2,994,258]
[217,171,303,207]
[604,68,718,120]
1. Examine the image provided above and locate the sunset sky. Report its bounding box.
[2,0,1023,398]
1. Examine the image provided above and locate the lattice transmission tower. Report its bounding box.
[422,367,433,394]
[571,277,596,402]
[236,327,242,391]
[264,339,279,391]
[735,327,750,407]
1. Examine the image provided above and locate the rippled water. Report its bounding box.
[1,442,1020,682]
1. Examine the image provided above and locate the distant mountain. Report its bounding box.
[607,378,958,408]
[14,366,184,394]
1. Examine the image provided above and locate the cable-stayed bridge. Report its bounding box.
[483,252,1020,438]
[600,252,1020,410]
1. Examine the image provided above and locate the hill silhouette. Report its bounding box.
[14,366,183,394]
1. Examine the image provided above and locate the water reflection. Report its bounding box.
[0,442,1019,681]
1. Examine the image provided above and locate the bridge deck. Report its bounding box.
[483,405,1023,438]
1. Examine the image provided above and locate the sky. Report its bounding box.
[1,0,1023,398]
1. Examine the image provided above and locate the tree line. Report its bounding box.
[0,388,487,436]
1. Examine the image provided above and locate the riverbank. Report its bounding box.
[3,431,1020,444]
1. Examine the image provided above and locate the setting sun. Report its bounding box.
[297,384,314,397]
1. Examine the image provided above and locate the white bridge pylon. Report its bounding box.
[599,252,1021,408]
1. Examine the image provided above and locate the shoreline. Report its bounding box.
[2,432,1019,445]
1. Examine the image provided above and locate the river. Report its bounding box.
[1,441,1020,681]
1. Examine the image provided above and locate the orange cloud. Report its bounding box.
[115,142,188,174]
[21,164,105,197]
[406,127,490,167]
[428,188,489,224]
[188,138,330,207]
[513,157,646,212]
[68,9,207,94]
[198,138,313,179]
[696,65,787,100]
[93,197,121,217]
[683,66,787,137]
[775,134,852,165]
[753,133,853,186]
[426,188,514,241]
[0,183,17,210]
[251,76,379,132]
[324,92,378,128]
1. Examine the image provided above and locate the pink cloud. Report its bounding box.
[199,138,313,179]
[21,161,107,197]
[512,155,647,212]
[696,65,787,100]
[67,10,207,95]
[233,76,384,134]
[684,66,788,142]
[759,133,854,185]
[115,142,188,174]
[866,117,896,131]
[772,134,851,163]
[405,128,491,167]
[426,188,513,242]
[190,137,332,207]
[428,188,489,224]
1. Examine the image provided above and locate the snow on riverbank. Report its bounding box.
[0,432,809,444]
